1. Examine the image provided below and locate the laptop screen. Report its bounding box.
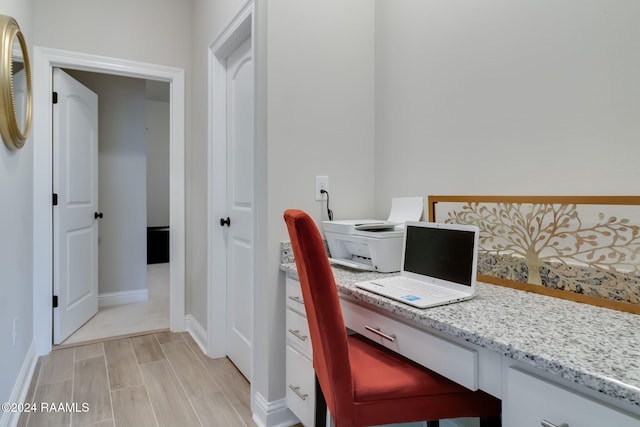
[403,224,476,287]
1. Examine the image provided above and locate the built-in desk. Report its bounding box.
[281,262,640,426]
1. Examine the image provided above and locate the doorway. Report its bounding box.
[208,3,255,381]
[33,47,186,356]
[54,70,172,346]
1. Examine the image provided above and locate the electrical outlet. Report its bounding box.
[315,176,329,201]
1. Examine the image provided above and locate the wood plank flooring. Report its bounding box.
[19,332,257,427]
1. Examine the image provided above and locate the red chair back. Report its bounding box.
[284,209,354,423]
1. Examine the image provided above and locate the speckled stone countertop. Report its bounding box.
[280,259,640,409]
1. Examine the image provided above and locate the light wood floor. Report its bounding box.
[19,332,257,427]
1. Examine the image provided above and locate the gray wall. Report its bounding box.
[147,100,170,228]
[0,0,35,407]
[69,71,148,295]
[373,0,640,216]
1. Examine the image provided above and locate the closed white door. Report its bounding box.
[224,36,254,379]
[52,68,99,345]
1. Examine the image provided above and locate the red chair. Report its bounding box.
[284,209,501,427]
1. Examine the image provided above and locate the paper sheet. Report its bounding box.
[387,197,424,224]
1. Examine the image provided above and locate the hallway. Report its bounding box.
[61,264,170,346]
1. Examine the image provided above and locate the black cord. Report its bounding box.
[320,189,334,220]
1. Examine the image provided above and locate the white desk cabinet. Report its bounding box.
[283,276,640,427]
[503,367,639,427]
[285,277,316,426]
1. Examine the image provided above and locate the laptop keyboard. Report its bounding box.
[373,277,454,298]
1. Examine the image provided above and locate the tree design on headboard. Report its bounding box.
[445,202,640,303]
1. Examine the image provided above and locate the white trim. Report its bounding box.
[185,314,208,355]
[33,47,186,356]
[252,0,269,421]
[98,289,149,308]
[0,341,37,427]
[251,393,299,427]
[206,1,254,360]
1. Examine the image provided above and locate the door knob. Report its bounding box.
[94,212,103,219]
[220,217,231,227]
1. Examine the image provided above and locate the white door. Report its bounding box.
[52,68,99,345]
[224,36,254,379]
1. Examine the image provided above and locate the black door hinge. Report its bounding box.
[52,92,58,104]
[52,295,58,308]
[53,193,58,206]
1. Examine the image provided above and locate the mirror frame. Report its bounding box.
[0,15,32,150]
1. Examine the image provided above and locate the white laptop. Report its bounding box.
[356,221,479,309]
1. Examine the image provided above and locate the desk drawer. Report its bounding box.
[340,299,478,391]
[286,345,315,426]
[286,308,312,359]
[286,277,306,314]
[504,367,640,427]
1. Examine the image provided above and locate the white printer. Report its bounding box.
[321,197,424,273]
[322,220,404,272]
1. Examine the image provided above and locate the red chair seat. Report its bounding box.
[348,334,500,426]
[349,334,464,402]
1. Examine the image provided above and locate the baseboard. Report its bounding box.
[98,289,149,308]
[0,341,37,427]
[185,314,208,354]
[252,392,299,427]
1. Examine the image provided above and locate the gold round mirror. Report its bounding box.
[0,15,32,150]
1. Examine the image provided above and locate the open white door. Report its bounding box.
[223,36,254,379]
[52,68,99,345]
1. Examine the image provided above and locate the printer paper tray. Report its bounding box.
[328,258,374,271]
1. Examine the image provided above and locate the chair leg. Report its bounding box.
[479,416,501,427]
[314,375,327,427]
[426,422,440,427]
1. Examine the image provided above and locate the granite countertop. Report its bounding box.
[280,262,640,409]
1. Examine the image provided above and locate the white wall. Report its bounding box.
[374,0,640,217]
[147,100,170,227]
[69,72,148,295]
[267,0,376,225]
[32,0,191,68]
[0,0,35,409]
[262,0,376,402]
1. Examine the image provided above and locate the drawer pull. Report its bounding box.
[288,328,308,341]
[541,421,568,427]
[288,385,308,401]
[288,295,304,305]
[364,325,396,342]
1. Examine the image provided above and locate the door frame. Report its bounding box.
[32,47,186,356]
[207,2,255,360]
